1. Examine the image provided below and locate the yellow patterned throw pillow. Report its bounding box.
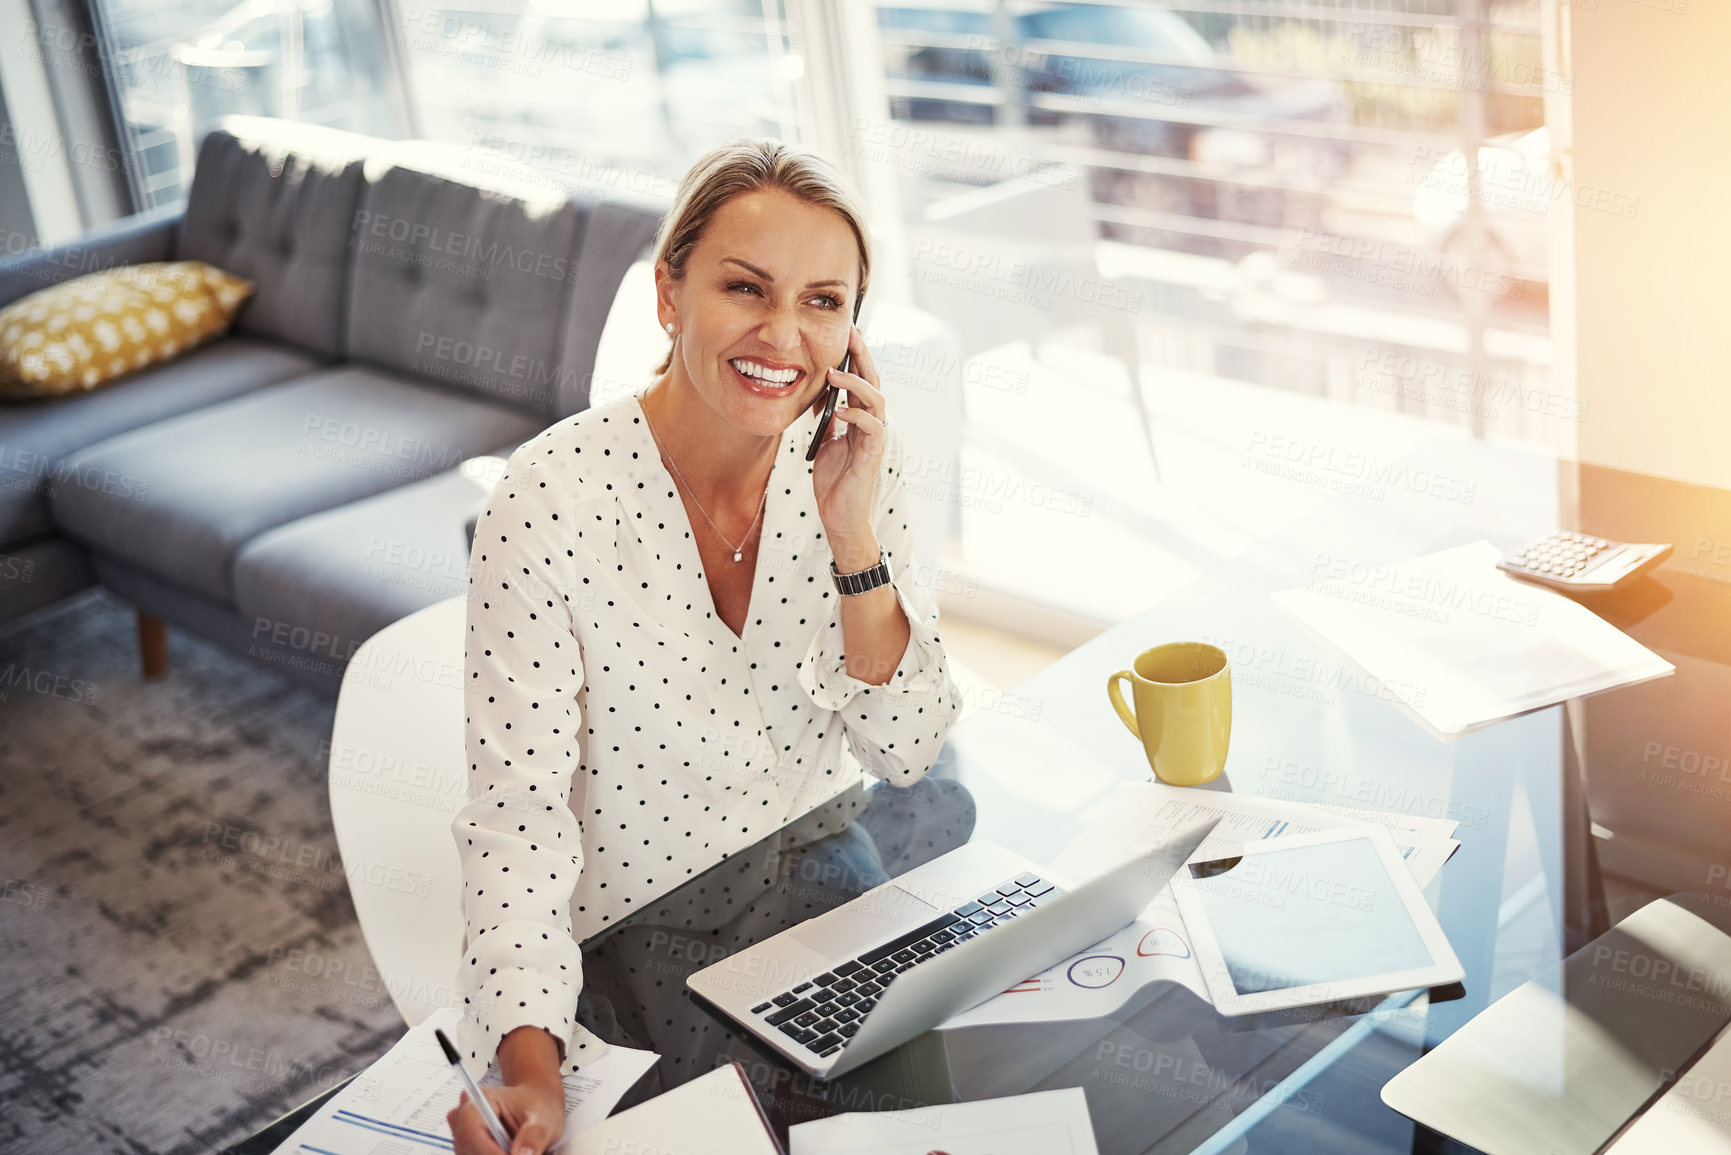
[0,260,255,400]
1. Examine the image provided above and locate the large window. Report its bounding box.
[88,0,404,207]
[391,1,803,203]
[859,0,1562,622]
[872,0,1554,433]
[66,0,1566,627]
[84,0,807,229]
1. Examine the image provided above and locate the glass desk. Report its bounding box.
[228,442,1731,1154]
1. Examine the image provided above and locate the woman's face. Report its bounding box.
[657,187,861,439]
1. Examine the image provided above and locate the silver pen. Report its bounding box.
[436,1027,515,1153]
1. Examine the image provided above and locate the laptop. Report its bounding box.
[687,816,1219,1079]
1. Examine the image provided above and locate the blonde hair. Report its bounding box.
[651,139,871,376]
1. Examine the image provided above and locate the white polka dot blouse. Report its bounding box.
[451,391,963,1074]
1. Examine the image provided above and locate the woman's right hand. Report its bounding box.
[447,1080,566,1155]
[448,1026,568,1155]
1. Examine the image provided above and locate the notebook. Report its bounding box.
[566,1061,783,1154]
[1601,1023,1731,1153]
[1380,893,1731,1155]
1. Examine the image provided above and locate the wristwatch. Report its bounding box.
[831,549,892,596]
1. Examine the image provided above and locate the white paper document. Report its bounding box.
[941,781,1459,1030]
[789,1087,1098,1155]
[1272,540,1674,739]
[272,1008,658,1154]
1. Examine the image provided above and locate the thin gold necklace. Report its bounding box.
[639,393,771,563]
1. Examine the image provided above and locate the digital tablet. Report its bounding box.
[1170,824,1463,1016]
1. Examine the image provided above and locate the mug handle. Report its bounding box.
[1107,670,1140,740]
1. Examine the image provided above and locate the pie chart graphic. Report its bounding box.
[1137,927,1191,959]
[1068,955,1126,988]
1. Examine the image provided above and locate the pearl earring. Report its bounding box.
[665,322,675,334]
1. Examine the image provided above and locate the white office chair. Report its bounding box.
[862,299,966,575]
[327,596,470,1027]
[909,164,1162,482]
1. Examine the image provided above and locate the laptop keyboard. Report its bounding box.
[747,871,1063,1059]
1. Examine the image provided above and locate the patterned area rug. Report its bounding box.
[0,589,406,1154]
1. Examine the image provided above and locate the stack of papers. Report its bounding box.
[942,781,1459,1030]
[791,1088,1098,1154]
[271,1008,657,1154]
[1272,540,1674,738]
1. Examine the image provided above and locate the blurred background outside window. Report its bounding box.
[72,0,1564,630]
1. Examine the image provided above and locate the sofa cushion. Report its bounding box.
[50,365,543,602]
[0,260,254,399]
[0,335,322,547]
[233,450,513,668]
[345,146,585,418]
[176,117,372,357]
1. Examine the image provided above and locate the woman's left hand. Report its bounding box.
[810,324,887,561]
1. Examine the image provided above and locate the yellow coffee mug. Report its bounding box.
[1107,642,1231,786]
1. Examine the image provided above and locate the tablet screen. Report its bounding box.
[1189,835,1436,994]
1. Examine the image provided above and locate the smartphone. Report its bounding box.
[805,290,866,462]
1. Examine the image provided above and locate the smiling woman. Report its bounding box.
[445,140,964,1155]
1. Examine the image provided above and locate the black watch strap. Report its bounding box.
[830,549,891,596]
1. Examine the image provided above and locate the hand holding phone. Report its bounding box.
[806,291,865,462]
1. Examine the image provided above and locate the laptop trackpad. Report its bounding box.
[789,885,941,960]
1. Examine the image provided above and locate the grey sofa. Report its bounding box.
[0,116,665,696]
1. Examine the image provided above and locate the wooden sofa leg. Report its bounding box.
[138,611,169,678]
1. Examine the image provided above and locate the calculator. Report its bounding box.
[1497,531,1672,592]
